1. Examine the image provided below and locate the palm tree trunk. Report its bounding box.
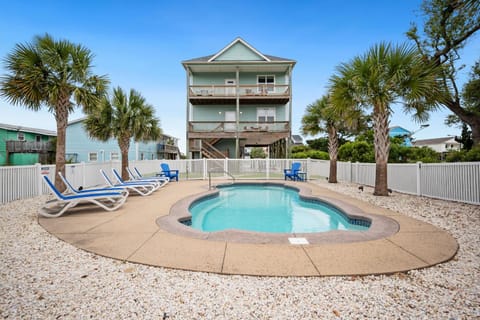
[373,108,390,196]
[327,124,338,183]
[54,101,69,192]
[119,136,130,181]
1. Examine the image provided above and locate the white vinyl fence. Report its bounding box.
[1,159,479,205]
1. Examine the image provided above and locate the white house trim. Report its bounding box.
[208,37,271,62]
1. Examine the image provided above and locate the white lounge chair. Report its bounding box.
[128,167,169,186]
[100,169,158,196]
[58,171,128,196]
[40,175,128,218]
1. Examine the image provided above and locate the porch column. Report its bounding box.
[186,67,192,159]
[235,67,240,158]
[287,65,293,158]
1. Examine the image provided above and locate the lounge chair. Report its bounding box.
[58,171,128,195]
[39,175,128,218]
[158,163,179,181]
[100,169,158,196]
[284,162,302,181]
[127,167,169,185]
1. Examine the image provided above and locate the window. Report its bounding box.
[110,152,119,160]
[257,75,275,93]
[88,152,98,162]
[36,135,41,142]
[257,108,275,123]
[17,132,25,141]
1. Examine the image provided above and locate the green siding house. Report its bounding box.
[0,123,56,166]
[182,38,296,159]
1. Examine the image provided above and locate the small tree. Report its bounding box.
[1,34,108,190]
[84,87,161,180]
[301,96,364,183]
[330,42,442,195]
[250,147,267,159]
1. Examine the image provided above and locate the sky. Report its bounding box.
[1,0,479,154]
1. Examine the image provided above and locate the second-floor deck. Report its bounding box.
[6,140,54,153]
[188,121,289,139]
[189,84,290,105]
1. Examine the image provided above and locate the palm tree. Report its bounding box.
[1,34,108,191]
[330,42,441,196]
[84,87,161,180]
[301,95,364,183]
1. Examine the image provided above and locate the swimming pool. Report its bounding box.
[189,184,370,233]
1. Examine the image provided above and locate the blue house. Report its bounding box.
[65,118,180,163]
[389,126,413,146]
[182,38,296,159]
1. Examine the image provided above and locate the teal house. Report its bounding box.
[182,38,296,159]
[66,118,180,163]
[0,123,56,166]
[389,126,413,146]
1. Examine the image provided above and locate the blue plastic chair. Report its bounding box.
[284,162,302,181]
[159,163,179,181]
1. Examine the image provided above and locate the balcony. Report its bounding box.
[157,144,179,154]
[6,140,54,153]
[188,84,290,105]
[188,121,290,139]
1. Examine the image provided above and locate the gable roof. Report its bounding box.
[182,37,295,64]
[0,123,56,136]
[413,137,460,145]
[208,37,271,62]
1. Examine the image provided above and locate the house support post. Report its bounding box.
[235,67,240,158]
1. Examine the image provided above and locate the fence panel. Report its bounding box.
[1,159,479,205]
[308,159,329,179]
[420,162,480,205]
[387,163,418,195]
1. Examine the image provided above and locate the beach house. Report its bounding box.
[0,123,56,165]
[65,118,180,163]
[182,37,296,159]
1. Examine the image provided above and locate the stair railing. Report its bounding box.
[208,168,235,190]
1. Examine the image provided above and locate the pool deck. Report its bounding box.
[38,180,458,277]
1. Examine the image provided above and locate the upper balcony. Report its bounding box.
[6,140,54,153]
[188,84,290,105]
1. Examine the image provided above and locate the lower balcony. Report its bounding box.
[188,121,289,138]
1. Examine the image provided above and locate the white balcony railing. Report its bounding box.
[189,121,290,133]
[189,84,289,98]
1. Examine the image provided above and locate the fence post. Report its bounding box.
[35,163,42,196]
[203,158,207,180]
[416,162,422,196]
[224,158,228,179]
[265,158,269,180]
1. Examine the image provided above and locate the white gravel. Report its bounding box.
[1,181,479,319]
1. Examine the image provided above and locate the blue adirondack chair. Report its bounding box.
[284,162,302,181]
[159,163,179,181]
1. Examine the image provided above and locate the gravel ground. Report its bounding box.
[0,180,479,319]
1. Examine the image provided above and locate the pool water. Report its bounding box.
[189,185,369,233]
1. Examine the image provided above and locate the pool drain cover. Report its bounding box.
[288,237,309,245]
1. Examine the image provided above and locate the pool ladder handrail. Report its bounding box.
[208,169,235,190]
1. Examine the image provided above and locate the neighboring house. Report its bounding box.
[413,137,462,153]
[182,37,296,159]
[389,126,413,146]
[291,135,304,146]
[0,123,56,166]
[65,118,180,163]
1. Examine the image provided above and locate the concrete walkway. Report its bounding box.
[38,180,458,277]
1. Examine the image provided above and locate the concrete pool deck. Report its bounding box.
[38,180,458,277]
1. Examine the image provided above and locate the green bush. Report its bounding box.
[445,146,480,162]
[338,141,375,162]
[291,150,329,160]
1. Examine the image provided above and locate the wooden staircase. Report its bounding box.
[201,139,227,159]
